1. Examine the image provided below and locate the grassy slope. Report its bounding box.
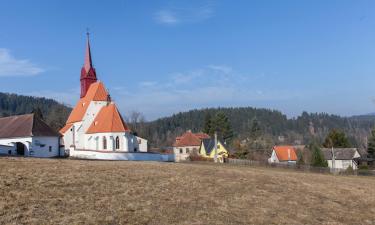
[0,158,374,225]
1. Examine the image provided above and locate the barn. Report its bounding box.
[0,114,61,157]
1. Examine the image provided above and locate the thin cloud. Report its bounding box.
[155,10,179,25]
[154,2,214,25]
[0,48,45,77]
[112,65,295,119]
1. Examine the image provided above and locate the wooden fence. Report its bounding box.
[226,158,375,176]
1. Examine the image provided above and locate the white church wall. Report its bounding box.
[136,136,148,152]
[70,149,174,161]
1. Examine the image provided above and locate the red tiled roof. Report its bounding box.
[66,81,109,123]
[273,146,297,161]
[173,131,210,147]
[86,103,130,134]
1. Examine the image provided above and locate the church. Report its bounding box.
[59,34,157,160]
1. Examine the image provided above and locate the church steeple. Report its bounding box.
[80,31,98,98]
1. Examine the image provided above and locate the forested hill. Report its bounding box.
[140,107,375,149]
[0,92,71,131]
[1,92,375,149]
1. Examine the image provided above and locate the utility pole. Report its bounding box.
[214,132,218,163]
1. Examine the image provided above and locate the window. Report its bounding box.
[217,145,221,149]
[179,149,183,154]
[186,148,190,154]
[115,137,120,150]
[134,148,137,152]
[49,146,52,152]
[8,150,11,155]
[103,136,107,150]
[138,139,142,144]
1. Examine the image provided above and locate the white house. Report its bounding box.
[172,131,210,162]
[59,34,173,161]
[321,148,361,170]
[268,146,298,164]
[0,114,61,157]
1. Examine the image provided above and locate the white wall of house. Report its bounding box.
[173,145,200,162]
[327,159,358,170]
[0,136,60,157]
[70,148,174,161]
[268,150,279,163]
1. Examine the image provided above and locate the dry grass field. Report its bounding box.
[0,158,374,225]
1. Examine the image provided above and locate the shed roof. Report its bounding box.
[0,114,59,138]
[321,148,359,160]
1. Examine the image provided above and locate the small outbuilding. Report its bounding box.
[268,146,298,164]
[321,148,360,170]
[0,114,61,157]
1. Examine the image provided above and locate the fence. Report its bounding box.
[226,158,375,176]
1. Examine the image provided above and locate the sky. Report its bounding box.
[1,0,375,120]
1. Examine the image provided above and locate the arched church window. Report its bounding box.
[115,136,120,150]
[103,136,107,150]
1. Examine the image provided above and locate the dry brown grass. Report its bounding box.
[0,157,374,225]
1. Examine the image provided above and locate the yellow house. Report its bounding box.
[199,138,229,162]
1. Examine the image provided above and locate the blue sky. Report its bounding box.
[1,0,375,120]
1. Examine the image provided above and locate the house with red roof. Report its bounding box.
[268,146,298,164]
[60,34,149,158]
[173,130,210,162]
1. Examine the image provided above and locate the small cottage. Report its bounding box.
[321,148,361,170]
[0,114,61,157]
[268,146,297,164]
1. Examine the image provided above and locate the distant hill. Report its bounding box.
[139,108,375,149]
[0,92,72,131]
[1,92,374,150]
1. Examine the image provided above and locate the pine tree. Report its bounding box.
[249,117,261,139]
[210,112,234,142]
[203,113,212,134]
[367,128,375,160]
[310,144,328,167]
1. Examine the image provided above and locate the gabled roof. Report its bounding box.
[66,81,109,123]
[321,148,360,160]
[0,114,59,138]
[273,146,297,161]
[202,138,226,155]
[86,103,130,134]
[173,131,209,147]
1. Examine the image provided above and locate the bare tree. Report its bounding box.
[128,111,146,135]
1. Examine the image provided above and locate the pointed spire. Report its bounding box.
[84,30,93,73]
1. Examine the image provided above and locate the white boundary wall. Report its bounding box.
[70,148,174,161]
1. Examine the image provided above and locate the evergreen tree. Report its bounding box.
[310,144,328,167]
[367,128,375,160]
[249,117,261,139]
[323,129,351,148]
[203,113,212,134]
[210,112,234,142]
